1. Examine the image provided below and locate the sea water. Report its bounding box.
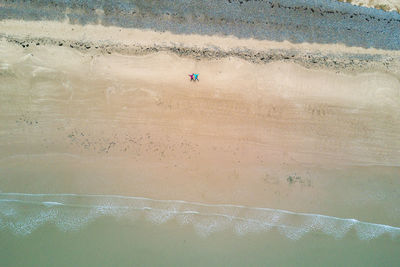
[0,193,399,266]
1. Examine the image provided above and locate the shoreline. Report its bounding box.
[1,192,399,239]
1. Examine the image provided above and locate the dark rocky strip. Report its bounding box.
[1,0,400,50]
[3,34,399,75]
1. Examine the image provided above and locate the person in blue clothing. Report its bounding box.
[193,73,199,81]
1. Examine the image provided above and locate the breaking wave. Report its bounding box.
[0,192,399,240]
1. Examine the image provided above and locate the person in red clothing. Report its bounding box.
[188,74,194,81]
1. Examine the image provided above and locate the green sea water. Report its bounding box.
[0,193,399,266]
[1,215,399,267]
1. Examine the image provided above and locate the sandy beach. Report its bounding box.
[1,0,400,265]
[1,18,400,219]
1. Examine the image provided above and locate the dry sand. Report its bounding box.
[341,0,400,12]
[1,19,400,227]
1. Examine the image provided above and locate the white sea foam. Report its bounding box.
[0,193,399,240]
[42,201,64,207]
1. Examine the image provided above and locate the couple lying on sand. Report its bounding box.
[189,73,199,81]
